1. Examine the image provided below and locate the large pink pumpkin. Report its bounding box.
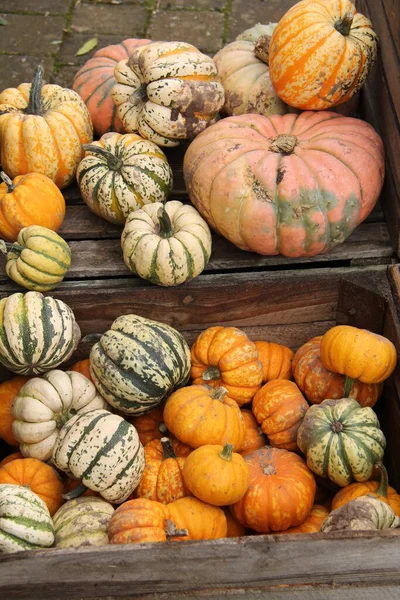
[183,112,384,257]
[73,38,150,138]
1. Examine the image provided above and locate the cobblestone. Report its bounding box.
[227,0,297,42]
[1,0,72,13]
[0,55,54,90]
[0,14,65,56]
[59,33,140,65]
[71,3,147,36]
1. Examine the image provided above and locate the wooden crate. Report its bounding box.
[0,264,400,599]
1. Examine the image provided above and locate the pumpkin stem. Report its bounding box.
[0,171,16,192]
[269,134,297,155]
[157,206,174,238]
[219,443,234,462]
[253,34,271,64]
[202,366,221,381]
[331,421,343,433]
[376,462,389,498]
[164,519,188,539]
[159,422,168,435]
[161,437,177,460]
[210,386,228,401]
[344,376,356,397]
[334,12,354,36]
[62,482,88,500]
[55,410,73,430]
[82,145,122,170]
[0,241,24,255]
[26,66,44,115]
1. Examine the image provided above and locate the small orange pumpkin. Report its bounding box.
[0,376,31,445]
[254,341,294,383]
[108,498,173,544]
[252,380,308,451]
[69,359,93,383]
[0,451,23,468]
[0,457,63,515]
[239,409,266,456]
[273,505,329,534]
[129,405,166,446]
[224,508,247,537]
[143,437,192,460]
[167,497,227,541]
[191,326,263,405]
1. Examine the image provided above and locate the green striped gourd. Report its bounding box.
[0,291,81,375]
[76,132,173,225]
[52,409,145,503]
[89,314,191,415]
[53,497,114,548]
[0,225,71,292]
[297,398,386,487]
[0,484,54,553]
[121,200,212,286]
[12,370,109,461]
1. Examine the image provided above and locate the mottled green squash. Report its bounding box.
[53,497,115,548]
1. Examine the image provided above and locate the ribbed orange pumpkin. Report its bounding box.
[191,326,263,405]
[163,385,246,451]
[252,380,308,451]
[108,498,173,544]
[0,452,23,468]
[167,497,227,541]
[0,457,63,515]
[69,359,93,383]
[224,508,247,537]
[143,437,192,460]
[0,172,65,242]
[254,341,294,383]
[231,446,316,532]
[268,0,378,110]
[183,112,384,258]
[273,505,329,535]
[0,376,31,445]
[239,409,266,456]
[293,336,383,406]
[128,405,166,446]
[72,38,151,137]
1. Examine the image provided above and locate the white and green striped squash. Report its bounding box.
[76,132,173,225]
[0,484,54,553]
[0,291,81,375]
[12,370,109,461]
[297,398,386,487]
[53,497,114,548]
[52,409,145,503]
[89,314,191,415]
[0,225,71,292]
[121,200,212,286]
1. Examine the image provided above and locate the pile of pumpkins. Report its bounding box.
[0,0,387,294]
[0,287,398,553]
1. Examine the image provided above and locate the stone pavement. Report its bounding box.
[0,0,296,92]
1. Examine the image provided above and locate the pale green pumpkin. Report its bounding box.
[53,497,115,548]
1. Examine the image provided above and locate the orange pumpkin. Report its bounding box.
[191,326,263,405]
[268,0,378,110]
[63,476,99,499]
[239,409,266,456]
[254,341,294,383]
[129,405,166,446]
[134,437,189,504]
[0,457,63,515]
[252,380,308,451]
[292,336,383,406]
[0,376,31,445]
[167,497,227,541]
[0,451,23,468]
[231,446,316,532]
[0,172,65,242]
[163,385,246,451]
[224,508,247,537]
[273,505,329,535]
[69,359,93,383]
[108,498,173,544]
[143,437,192,460]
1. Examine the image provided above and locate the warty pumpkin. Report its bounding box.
[272,504,329,535]
[122,201,212,286]
[254,341,294,383]
[321,496,400,532]
[0,376,30,446]
[76,132,173,225]
[53,497,115,548]
[190,326,263,405]
[0,66,93,188]
[183,111,384,257]
[167,496,227,541]
[239,409,266,456]
[0,225,71,292]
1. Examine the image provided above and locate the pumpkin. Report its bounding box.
[69,359,93,383]
[72,38,151,137]
[89,314,191,415]
[292,336,383,406]
[167,496,227,541]
[183,443,249,506]
[76,132,173,225]
[112,41,225,147]
[129,405,165,445]
[321,496,400,532]
[0,225,71,292]
[0,66,93,188]
[0,376,30,446]
[0,291,81,375]
[231,446,316,532]
[267,0,377,110]
[254,341,294,383]
[122,201,212,286]
[320,325,397,396]
[0,457,63,516]
[0,452,23,468]
[63,477,99,499]
[252,380,309,451]
[331,463,400,517]
[163,385,246,451]
[224,508,247,537]
[53,497,115,548]
[183,111,384,257]
[12,369,108,461]
[0,172,65,243]
[0,483,54,553]
[134,437,188,504]
[190,326,263,405]
[273,504,329,535]
[213,23,289,117]
[143,437,192,460]
[53,409,145,503]
[297,398,386,487]
[239,409,266,456]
